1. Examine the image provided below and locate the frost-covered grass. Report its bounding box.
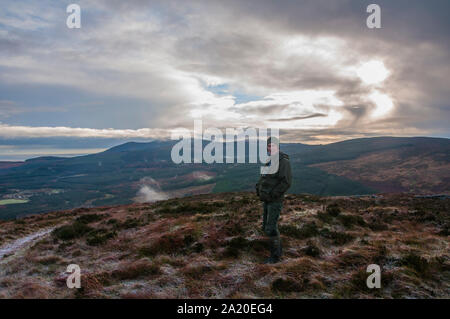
[0,192,448,299]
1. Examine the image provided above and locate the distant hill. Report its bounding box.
[308,137,450,193]
[299,137,450,165]
[0,136,448,219]
[0,161,24,170]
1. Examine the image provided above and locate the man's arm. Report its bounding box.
[270,158,292,198]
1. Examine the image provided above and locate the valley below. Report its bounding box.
[1,136,449,220]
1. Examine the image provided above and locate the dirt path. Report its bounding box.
[0,228,54,260]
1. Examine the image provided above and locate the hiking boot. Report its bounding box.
[262,236,282,264]
[271,237,282,258]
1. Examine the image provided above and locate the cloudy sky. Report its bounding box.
[0,0,449,160]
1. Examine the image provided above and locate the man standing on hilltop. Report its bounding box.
[256,136,292,264]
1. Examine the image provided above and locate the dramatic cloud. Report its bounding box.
[0,0,448,160]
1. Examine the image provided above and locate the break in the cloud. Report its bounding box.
[0,0,449,159]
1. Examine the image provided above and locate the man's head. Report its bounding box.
[267,136,279,155]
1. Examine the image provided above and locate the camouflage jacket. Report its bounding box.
[256,152,292,202]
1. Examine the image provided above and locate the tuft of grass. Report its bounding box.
[73,207,91,214]
[238,197,251,205]
[72,250,82,257]
[335,250,368,267]
[301,194,322,203]
[400,253,430,277]
[285,258,316,277]
[320,228,354,245]
[156,202,216,216]
[52,222,93,240]
[223,220,245,236]
[368,221,388,231]
[158,255,186,268]
[326,203,341,217]
[106,218,118,225]
[248,239,271,254]
[271,277,304,293]
[76,214,106,224]
[316,211,333,223]
[337,214,367,228]
[138,234,185,257]
[279,222,318,239]
[114,218,141,230]
[223,236,249,258]
[438,225,449,236]
[182,264,220,280]
[316,203,346,224]
[191,242,204,253]
[111,260,161,281]
[57,241,73,251]
[35,255,62,265]
[86,229,117,246]
[222,236,272,258]
[302,243,321,257]
[74,273,104,298]
[12,282,50,299]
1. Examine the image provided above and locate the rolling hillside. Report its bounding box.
[0,137,448,219]
[309,137,450,193]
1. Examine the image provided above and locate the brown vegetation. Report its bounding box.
[0,192,448,298]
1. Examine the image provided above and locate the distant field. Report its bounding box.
[0,199,29,205]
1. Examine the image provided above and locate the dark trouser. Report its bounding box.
[262,201,282,259]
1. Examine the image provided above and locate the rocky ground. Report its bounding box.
[0,192,448,298]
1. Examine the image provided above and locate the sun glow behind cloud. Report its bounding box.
[183,34,353,129]
[187,87,346,130]
[369,90,394,118]
[184,37,398,132]
[356,60,390,85]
